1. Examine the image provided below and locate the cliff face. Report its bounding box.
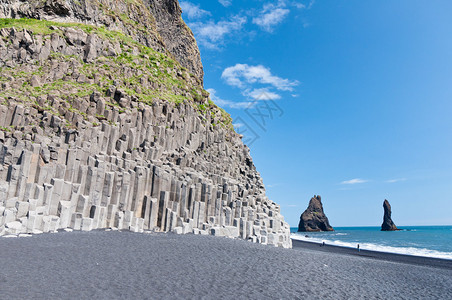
[381,199,398,231]
[0,0,203,82]
[298,195,334,232]
[0,1,291,248]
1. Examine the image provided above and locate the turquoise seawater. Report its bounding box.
[290,226,452,260]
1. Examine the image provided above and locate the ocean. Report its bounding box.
[291,226,452,260]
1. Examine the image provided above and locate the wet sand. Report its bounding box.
[1,231,451,299]
[292,239,452,270]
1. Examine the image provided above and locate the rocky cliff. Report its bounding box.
[0,0,203,82]
[0,0,291,248]
[381,199,398,231]
[298,195,334,232]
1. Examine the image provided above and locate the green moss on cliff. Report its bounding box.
[0,18,232,129]
[0,18,136,45]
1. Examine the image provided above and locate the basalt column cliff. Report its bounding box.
[0,0,291,248]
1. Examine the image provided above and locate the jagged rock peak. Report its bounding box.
[298,195,334,232]
[381,199,399,231]
[0,0,204,82]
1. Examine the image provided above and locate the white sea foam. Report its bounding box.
[291,234,452,260]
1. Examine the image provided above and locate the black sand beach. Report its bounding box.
[1,231,451,299]
[292,239,452,270]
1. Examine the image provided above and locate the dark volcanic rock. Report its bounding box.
[381,200,399,231]
[0,0,204,82]
[298,195,334,232]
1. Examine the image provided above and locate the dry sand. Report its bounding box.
[0,231,451,299]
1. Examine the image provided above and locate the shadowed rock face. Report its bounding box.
[381,200,399,231]
[298,195,334,232]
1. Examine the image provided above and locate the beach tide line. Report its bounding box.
[291,234,452,260]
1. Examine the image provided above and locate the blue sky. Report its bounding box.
[180,0,452,227]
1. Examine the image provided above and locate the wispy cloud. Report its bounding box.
[184,0,314,48]
[293,2,306,9]
[207,88,254,109]
[218,0,232,7]
[188,15,247,49]
[252,3,290,32]
[292,0,315,10]
[386,178,407,183]
[340,178,369,185]
[222,64,299,91]
[180,1,210,19]
[246,88,281,100]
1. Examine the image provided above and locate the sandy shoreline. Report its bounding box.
[1,231,451,299]
[292,239,452,270]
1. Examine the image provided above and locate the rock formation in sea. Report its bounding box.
[381,199,398,231]
[298,195,334,232]
[0,0,291,248]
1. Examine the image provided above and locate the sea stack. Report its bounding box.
[381,200,399,231]
[298,195,334,232]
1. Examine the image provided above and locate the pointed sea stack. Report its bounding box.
[298,195,334,232]
[381,200,399,231]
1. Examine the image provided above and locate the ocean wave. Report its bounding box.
[334,233,348,236]
[290,234,452,260]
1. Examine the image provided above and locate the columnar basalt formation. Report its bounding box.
[381,199,398,231]
[0,1,291,248]
[298,195,334,232]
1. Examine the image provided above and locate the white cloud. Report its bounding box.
[180,1,210,19]
[188,15,247,49]
[252,3,290,32]
[340,178,369,185]
[293,2,306,9]
[221,64,298,91]
[291,0,315,9]
[386,178,407,183]
[247,88,281,100]
[218,0,232,7]
[266,183,281,188]
[207,88,254,109]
